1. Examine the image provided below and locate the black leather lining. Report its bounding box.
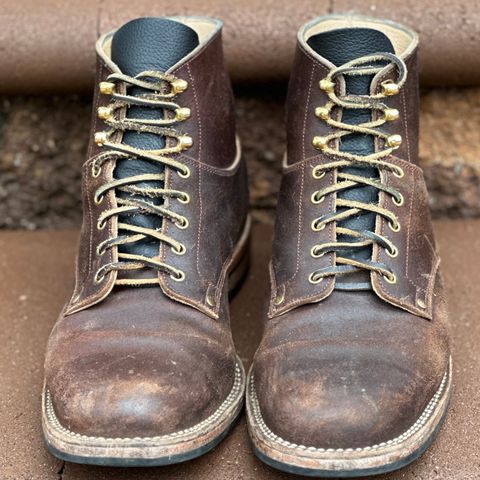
[307,28,394,288]
[110,18,199,258]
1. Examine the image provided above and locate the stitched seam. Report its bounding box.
[187,63,206,285]
[249,360,450,453]
[302,63,315,162]
[401,89,411,162]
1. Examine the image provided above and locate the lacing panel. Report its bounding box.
[308,53,407,285]
[92,71,193,286]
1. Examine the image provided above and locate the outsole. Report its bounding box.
[246,357,452,478]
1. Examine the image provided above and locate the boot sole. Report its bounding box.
[246,356,452,478]
[42,217,251,467]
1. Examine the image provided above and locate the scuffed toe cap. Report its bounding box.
[252,345,449,450]
[46,351,234,439]
[44,289,237,439]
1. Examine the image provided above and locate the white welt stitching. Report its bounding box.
[248,358,450,453]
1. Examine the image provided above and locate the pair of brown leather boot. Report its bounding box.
[42,15,451,477]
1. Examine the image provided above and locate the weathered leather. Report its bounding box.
[44,18,249,438]
[252,16,450,449]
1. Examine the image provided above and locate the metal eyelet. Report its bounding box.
[96,244,105,256]
[178,193,190,204]
[311,192,325,204]
[171,244,186,255]
[94,194,104,205]
[171,79,188,94]
[311,219,325,232]
[94,270,105,284]
[176,217,189,229]
[170,270,186,282]
[97,219,106,230]
[387,246,398,258]
[206,293,216,307]
[310,246,325,258]
[384,272,397,284]
[381,81,399,96]
[393,193,404,207]
[273,292,285,306]
[319,78,335,93]
[389,221,401,232]
[99,82,115,95]
[312,166,326,179]
[393,167,405,179]
[178,167,191,179]
[91,164,102,178]
[308,272,324,284]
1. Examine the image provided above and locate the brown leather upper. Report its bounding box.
[44,19,249,438]
[252,16,450,449]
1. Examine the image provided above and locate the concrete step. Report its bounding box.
[0,220,478,479]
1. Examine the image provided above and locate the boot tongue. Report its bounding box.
[307,28,395,289]
[111,17,199,76]
[109,18,199,272]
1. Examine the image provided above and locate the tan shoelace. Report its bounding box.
[91,71,192,286]
[309,53,407,285]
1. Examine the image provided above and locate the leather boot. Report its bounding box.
[42,17,249,466]
[247,15,451,477]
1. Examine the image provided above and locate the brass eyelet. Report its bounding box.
[308,272,324,284]
[171,79,188,94]
[206,293,216,307]
[176,217,189,230]
[97,219,106,230]
[310,192,325,204]
[387,246,398,258]
[393,193,404,207]
[178,167,191,179]
[311,220,325,232]
[175,107,191,121]
[97,106,113,120]
[94,194,104,205]
[94,270,105,284]
[171,244,186,255]
[91,164,102,178]
[170,270,186,282]
[381,81,399,96]
[384,108,400,122]
[273,292,285,306]
[389,221,401,232]
[178,193,190,204]
[384,272,397,284]
[94,132,108,146]
[96,245,105,256]
[393,167,404,179]
[416,298,427,309]
[179,135,193,150]
[315,106,330,120]
[387,134,402,149]
[312,166,326,179]
[99,82,115,95]
[319,78,335,93]
[312,136,328,151]
[310,246,325,258]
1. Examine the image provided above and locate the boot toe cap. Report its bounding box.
[253,348,448,450]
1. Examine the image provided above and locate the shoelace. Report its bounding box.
[91,71,193,286]
[308,53,407,285]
